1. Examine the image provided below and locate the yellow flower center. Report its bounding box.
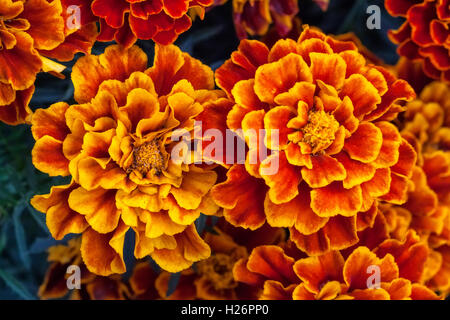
[128,140,165,176]
[301,110,339,154]
[197,253,239,291]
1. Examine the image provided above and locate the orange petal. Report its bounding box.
[151,224,211,273]
[264,106,295,149]
[21,0,65,50]
[285,143,313,168]
[31,102,69,141]
[410,284,442,300]
[372,122,402,168]
[31,183,88,240]
[311,182,362,217]
[344,122,383,163]
[32,136,70,176]
[336,152,376,189]
[260,281,296,300]
[246,246,299,286]
[293,251,345,293]
[301,155,346,188]
[260,152,302,204]
[211,165,267,230]
[254,53,312,104]
[81,224,128,276]
[323,215,359,250]
[0,31,42,90]
[68,187,120,234]
[379,172,409,205]
[381,278,411,300]
[265,188,328,234]
[231,79,267,113]
[343,247,399,290]
[72,45,148,103]
[310,53,347,89]
[274,81,316,110]
[290,227,330,256]
[170,169,217,210]
[146,44,213,96]
[215,39,269,97]
[233,258,266,286]
[391,138,416,177]
[332,96,359,135]
[0,85,34,125]
[339,74,381,119]
[376,231,428,283]
[268,38,299,62]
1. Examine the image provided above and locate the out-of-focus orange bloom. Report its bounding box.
[384,82,450,295]
[402,82,450,154]
[232,0,299,39]
[0,0,97,125]
[31,44,222,275]
[155,221,285,300]
[395,57,434,94]
[221,0,329,39]
[210,26,417,256]
[386,0,450,84]
[39,238,131,300]
[74,0,214,47]
[234,232,442,300]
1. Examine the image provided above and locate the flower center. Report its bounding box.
[128,140,165,176]
[197,253,239,291]
[301,110,339,154]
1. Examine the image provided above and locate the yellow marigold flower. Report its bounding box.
[0,0,97,125]
[31,44,222,275]
[210,26,417,256]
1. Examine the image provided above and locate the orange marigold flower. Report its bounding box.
[39,238,131,300]
[154,220,285,300]
[0,0,97,125]
[31,44,222,275]
[210,26,417,256]
[386,0,450,84]
[81,0,214,47]
[235,232,442,300]
[402,81,450,154]
[379,135,450,294]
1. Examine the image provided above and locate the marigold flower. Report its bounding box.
[234,232,442,300]
[0,0,97,125]
[39,238,131,300]
[402,81,450,154]
[31,44,222,275]
[74,0,215,47]
[154,221,285,300]
[232,0,299,39]
[385,0,450,84]
[210,26,417,256]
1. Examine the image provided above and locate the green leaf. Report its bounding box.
[12,203,31,270]
[26,203,49,235]
[29,237,58,254]
[0,268,35,300]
